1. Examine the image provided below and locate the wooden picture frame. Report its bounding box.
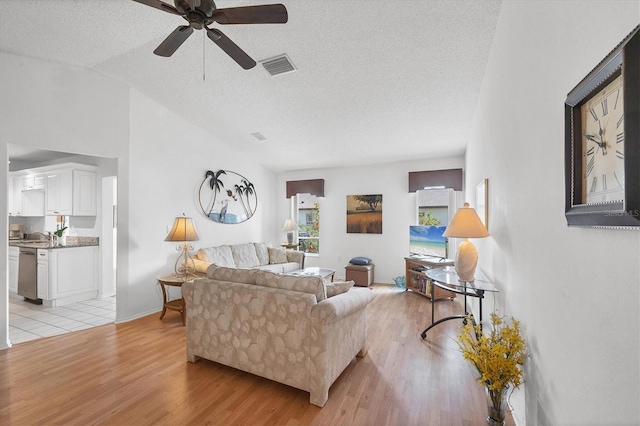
[475,179,488,231]
[564,24,640,228]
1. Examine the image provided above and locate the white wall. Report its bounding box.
[0,53,277,346]
[465,1,640,425]
[277,157,464,283]
[120,89,277,321]
[0,52,129,349]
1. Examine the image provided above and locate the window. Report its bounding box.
[296,193,320,254]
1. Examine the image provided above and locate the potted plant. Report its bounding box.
[456,313,526,426]
[54,215,68,246]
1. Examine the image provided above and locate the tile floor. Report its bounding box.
[9,295,116,344]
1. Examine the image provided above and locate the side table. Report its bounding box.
[420,266,498,339]
[157,273,202,325]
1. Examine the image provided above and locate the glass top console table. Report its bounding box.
[420,266,498,339]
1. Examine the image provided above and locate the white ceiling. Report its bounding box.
[0,0,502,173]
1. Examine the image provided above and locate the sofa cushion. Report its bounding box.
[256,271,327,302]
[326,280,355,297]
[256,262,302,274]
[268,247,288,264]
[206,265,258,284]
[253,242,270,266]
[231,243,261,269]
[197,245,236,268]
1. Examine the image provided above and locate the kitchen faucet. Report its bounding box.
[29,231,53,243]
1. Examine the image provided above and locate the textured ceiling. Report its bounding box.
[0,0,502,172]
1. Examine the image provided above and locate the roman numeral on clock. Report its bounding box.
[601,99,608,116]
[617,133,624,144]
[589,109,598,121]
[616,150,624,159]
[602,174,607,191]
[617,115,624,128]
[586,156,595,176]
[590,176,598,193]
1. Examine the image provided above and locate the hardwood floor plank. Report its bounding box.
[0,285,514,425]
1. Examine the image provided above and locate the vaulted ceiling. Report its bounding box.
[0,0,502,172]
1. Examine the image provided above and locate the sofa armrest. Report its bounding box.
[308,287,372,407]
[310,287,372,325]
[286,250,305,268]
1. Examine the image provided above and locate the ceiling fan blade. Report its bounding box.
[154,26,194,57]
[131,0,181,15]
[211,4,288,25]
[206,28,256,69]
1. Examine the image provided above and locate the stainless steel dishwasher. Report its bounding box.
[17,248,42,304]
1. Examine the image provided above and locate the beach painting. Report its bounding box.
[409,225,448,258]
[346,194,383,234]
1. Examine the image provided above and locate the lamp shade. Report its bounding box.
[443,203,489,238]
[165,216,199,242]
[282,218,297,232]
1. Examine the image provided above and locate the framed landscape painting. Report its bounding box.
[346,194,383,234]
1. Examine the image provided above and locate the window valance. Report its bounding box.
[408,168,463,192]
[286,179,325,198]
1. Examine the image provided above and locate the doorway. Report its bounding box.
[6,145,118,344]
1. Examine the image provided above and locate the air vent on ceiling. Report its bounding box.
[260,54,297,76]
[250,132,267,141]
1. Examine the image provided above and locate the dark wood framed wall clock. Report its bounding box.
[565,24,640,228]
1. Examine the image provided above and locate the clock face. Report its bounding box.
[580,73,625,204]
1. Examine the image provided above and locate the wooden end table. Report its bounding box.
[157,273,201,325]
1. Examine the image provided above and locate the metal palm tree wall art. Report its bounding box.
[198,169,257,223]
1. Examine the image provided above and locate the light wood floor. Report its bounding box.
[0,285,513,425]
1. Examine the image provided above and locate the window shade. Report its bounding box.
[408,169,463,192]
[286,179,325,198]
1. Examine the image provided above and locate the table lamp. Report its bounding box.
[443,203,489,282]
[165,215,199,281]
[282,218,297,245]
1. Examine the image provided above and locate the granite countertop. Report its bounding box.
[9,236,99,249]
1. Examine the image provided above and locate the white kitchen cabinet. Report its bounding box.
[21,189,45,216]
[20,173,45,190]
[46,169,73,216]
[37,249,49,300]
[46,168,97,216]
[11,172,45,217]
[12,177,22,216]
[73,170,97,216]
[8,174,14,216]
[40,246,99,307]
[8,246,19,294]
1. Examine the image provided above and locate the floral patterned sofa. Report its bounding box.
[181,265,373,407]
[191,242,305,274]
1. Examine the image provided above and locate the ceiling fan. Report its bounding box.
[132,0,288,69]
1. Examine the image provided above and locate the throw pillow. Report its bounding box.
[230,243,261,269]
[197,245,236,268]
[326,280,355,297]
[268,247,288,264]
[253,242,270,266]
[349,256,372,265]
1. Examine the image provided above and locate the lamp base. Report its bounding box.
[455,239,478,282]
[287,231,294,245]
[175,242,197,282]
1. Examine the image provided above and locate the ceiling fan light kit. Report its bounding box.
[133,0,288,69]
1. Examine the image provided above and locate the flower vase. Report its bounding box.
[486,386,508,426]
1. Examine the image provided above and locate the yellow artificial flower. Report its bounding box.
[456,313,526,392]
